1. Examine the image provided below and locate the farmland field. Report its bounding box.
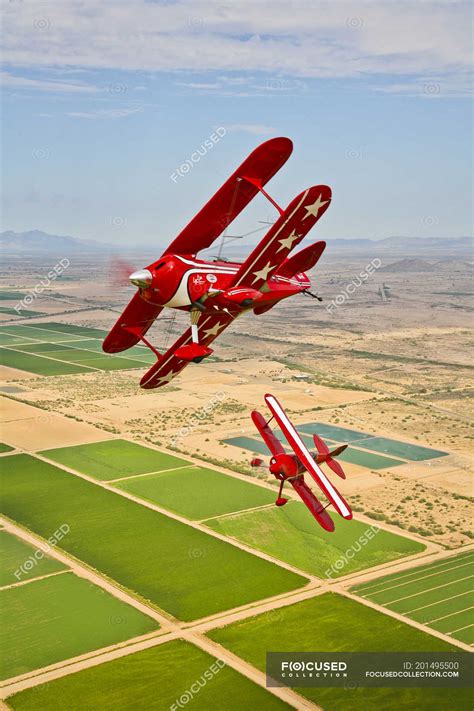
[116,465,276,519]
[40,439,191,480]
[351,551,474,645]
[204,501,425,577]
[0,322,155,374]
[0,572,158,679]
[0,442,14,453]
[0,530,65,586]
[6,639,290,710]
[224,422,447,470]
[1,455,307,621]
[0,307,44,317]
[223,435,405,470]
[0,348,92,376]
[208,592,472,711]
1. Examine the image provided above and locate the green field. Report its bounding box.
[204,501,425,578]
[208,592,472,711]
[0,325,87,342]
[0,348,92,375]
[223,435,405,470]
[0,291,26,301]
[0,307,44,317]
[0,322,155,375]
[0,442,14,453]
[352,436,447,461]
[351,552,474,645]
[32,322,109,338]
[224,420,446,470]
[116,466,276,520]
[298,422,371,441]
[0,530,65,586]
[7,639,289,710]
[298,423,447,460]
[223,436,275,456]
[1,455,307,621]
[41,439,190,480]
[0,572,158,679]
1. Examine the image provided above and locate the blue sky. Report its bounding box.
[2,1,472,248]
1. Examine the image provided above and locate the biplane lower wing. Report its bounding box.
[140,310,238,389]
[264,394,352,520]
[102,292,163,353]
[289,477,335,532]
[251,410,286,456]
[164,137,293,257]
[230,185,331,290]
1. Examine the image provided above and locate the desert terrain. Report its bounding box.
[1,249,472,550]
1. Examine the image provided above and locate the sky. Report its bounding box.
[1,0,472,248]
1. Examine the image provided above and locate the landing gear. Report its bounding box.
[174,308,214,363]
[275,478,289,506]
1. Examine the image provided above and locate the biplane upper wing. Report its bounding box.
[140,309,238,389]
[103,293,163,353]
[230,185,331,290]
[264,394,352,520]
[163,137,293,257]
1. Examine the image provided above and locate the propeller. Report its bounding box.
[108,256,139,289]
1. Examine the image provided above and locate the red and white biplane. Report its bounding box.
[103,137,330,389]
[251,394,352,532]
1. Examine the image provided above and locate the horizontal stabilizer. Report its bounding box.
[313,435,347,479]
[275,240,326,279]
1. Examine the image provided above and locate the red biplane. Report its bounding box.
[251,394,352,532]
[103,137,330,389]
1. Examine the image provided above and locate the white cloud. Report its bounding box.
[65,106,143,119]
[0,70,98,93]
[1,1,471,94]
[223,123,276,135]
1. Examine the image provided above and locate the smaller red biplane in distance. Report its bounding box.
[251,394,353,532]
[103,137,330,389]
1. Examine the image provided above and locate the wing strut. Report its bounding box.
[240,176,285,215]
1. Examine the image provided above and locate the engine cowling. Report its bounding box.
[269,453,298,479]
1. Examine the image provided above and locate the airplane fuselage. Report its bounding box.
[135,253,310,313]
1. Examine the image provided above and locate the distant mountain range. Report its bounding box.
[0,230,111,254]
[379,257,473,273]
[1,230,472,257]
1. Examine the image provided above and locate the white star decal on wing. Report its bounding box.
[202,321,226,339]
[276,229,302,253]
[155,371,177,386]
[251,261,274,284]
[302,194,330,220]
